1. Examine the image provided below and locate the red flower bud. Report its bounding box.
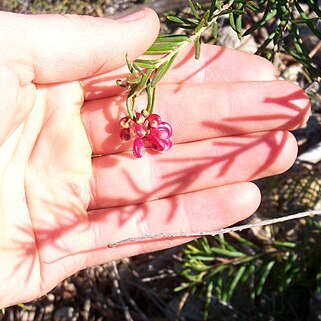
[120,128,131,141]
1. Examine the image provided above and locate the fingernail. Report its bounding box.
[118,9,146,22]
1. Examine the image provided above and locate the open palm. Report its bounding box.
[0,10,310,308]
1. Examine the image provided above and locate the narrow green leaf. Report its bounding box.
[174,282,191,292]
[283,45,321,80]
[215,0,222,10]
[126,96,134,119]
[167,15,198,26]
[146,43,180,53]
[210,247,246,257]
[236,13,243,39]
[125,53,134,73]
[212,22,218,39]
[149,87,157,113]
[227,265,246,300]
[144,49,173,55]
[196,2,206,11]
[201,237,212,255]
[195,18,205,32]
[167,15,186,24]
[188,255,215,262]
[210,264,228,276]
[222,268,234,302]
[216,236,238,252]
[249,264,256,300]
[243,9,277,36]
[134,59,158,69]
[295,2,321,40]
[203,10,211,26]
[256,261,275,296]
[155,34,189,43]
[218,8,233,16]
[189,0,200,20]
[186,243,201,254]
[273,241,296,248]
[232,234,260,250]
[245,1,263,12]
[204,280,214,320]
[151,52,178,87]
[292,29,311,58]
[195,35,201,59]
[189,262,211,272]
[136,69,153,95]
[255,32,275,55]
[146,82,153,113]
[229,12,236,31]
[125,53,139,77]
[292,17,321,24]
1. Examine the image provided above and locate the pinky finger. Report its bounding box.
[86,182,261,264]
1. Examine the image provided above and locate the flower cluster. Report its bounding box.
[120,110,173,158]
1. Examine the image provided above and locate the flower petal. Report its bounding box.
[135,124,146,138]
[146,134,166,152]
[133,137,146,158]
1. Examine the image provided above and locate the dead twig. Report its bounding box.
[108,210,321,248]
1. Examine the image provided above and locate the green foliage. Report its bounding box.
[3,1,319,116]
[175,219,321,320]
[121,1,229,118]
[121,0,320,118]
[168,0,321,80]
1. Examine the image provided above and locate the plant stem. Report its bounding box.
[107,210,321,248]
[154,4,229,69]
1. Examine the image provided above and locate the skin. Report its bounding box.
[0,9,310,308]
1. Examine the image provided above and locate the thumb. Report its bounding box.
[0,10,160,83]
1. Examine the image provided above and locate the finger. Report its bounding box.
[0,9,160,83]
[166,43,278,82]
[0,64,35,146]
[82,44,278,101]
[89,130,296,210]
[81,80,310,155]
[85,182,261,263]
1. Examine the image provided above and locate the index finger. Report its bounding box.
[82,44,278,101]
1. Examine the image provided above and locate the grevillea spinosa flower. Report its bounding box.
[120,110,173,158]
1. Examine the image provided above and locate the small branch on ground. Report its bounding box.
[108,210,321,248]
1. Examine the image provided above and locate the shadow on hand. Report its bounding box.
[8,61,310,289]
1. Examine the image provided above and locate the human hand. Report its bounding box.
[0,10,310,308]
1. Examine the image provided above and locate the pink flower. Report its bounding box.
[120,111,173,158]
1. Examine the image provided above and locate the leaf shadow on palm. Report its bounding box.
[8,72,310,293]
